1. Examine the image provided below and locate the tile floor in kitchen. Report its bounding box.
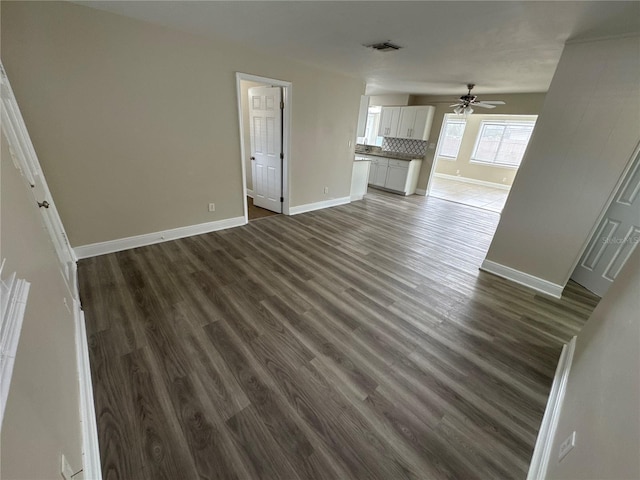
[428,176,510,213]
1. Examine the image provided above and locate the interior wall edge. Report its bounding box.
[480,259,565,299]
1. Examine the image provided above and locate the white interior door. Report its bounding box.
[572,146,640,296]
[0,62,77,297]
[249,86,282,213]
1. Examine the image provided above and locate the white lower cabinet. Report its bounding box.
[385,164,409,191]
[366,156,422,195]
[369,157,389,187]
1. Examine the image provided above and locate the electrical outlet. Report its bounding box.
[61,453,74,480]
[558,431,576,461]
[323,187,329,194]
[208,203,215,212]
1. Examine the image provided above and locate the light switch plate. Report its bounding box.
[558,431,576,461]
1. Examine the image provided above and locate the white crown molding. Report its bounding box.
[480,259,565,299]
[289,196,350,215]
[433,172,511,190]
[74,216,246,259]
[527,336,577,480]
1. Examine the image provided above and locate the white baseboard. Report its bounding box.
[74,216,246,259]
[289,196,351,215]
[415,188,427,196]
[74,300,102,480]
[350,194,365,202]
[434,172,511,190]
[480,259,565,299]
[246,189,254,198]
[527,336,576,480]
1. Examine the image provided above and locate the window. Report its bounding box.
[358,106,384,147]
[438,118,466,159]
[471,121,535,167]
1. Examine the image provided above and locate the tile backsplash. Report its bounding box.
[382,137,428,157]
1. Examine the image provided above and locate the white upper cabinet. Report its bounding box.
[379,106,436,140]
[378,107,401,137]
[397,106,435,140]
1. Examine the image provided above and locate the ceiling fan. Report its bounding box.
[450,84,505,115]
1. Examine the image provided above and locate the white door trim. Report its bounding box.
[565,139,640,287]
[0,61,78,297]
[73,299,102,480]
[235,72,292,220]
[0,260,31,428]
[1,60,102,478]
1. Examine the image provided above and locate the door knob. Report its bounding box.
[37,200,50,209]
[251,156,255,160]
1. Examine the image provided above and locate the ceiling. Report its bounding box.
[76,1,640,96]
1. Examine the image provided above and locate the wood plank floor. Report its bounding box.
[78,190,599,480]
[248,196,280,221]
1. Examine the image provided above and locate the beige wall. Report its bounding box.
[434,114,538,187]
[545,248,640,480]
[410,93,546,191]
[1,1,364,247]
[485,35,640,285]
[369,94,410,107]
[240,80,264,192]
[1,134,83,479]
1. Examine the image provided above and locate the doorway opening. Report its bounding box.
[235,73,292,222]
[428,113,537,213]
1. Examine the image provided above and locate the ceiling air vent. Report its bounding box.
[365,41,402,52]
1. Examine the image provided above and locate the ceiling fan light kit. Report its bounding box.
[451,84,505,116]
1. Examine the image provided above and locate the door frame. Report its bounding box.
[235,72,292,222]
[566,139,640,287]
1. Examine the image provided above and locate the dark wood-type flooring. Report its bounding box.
[78,190,599,480]
[248,196,280,221]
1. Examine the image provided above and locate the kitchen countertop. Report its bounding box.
[354,149,422,161]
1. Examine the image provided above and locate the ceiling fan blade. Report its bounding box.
[478,100,506,105]
[472,103,497,109]
[449,104,462,107]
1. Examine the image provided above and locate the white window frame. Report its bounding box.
[470,120,535,168]
[437,117,466,160]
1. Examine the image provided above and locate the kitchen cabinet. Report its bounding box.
[385,161,410,192]
[378,107,401,137]
[379,106,436,140]
[368,157,389,187]
[365,155,423,195]
[396,106,436,140]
